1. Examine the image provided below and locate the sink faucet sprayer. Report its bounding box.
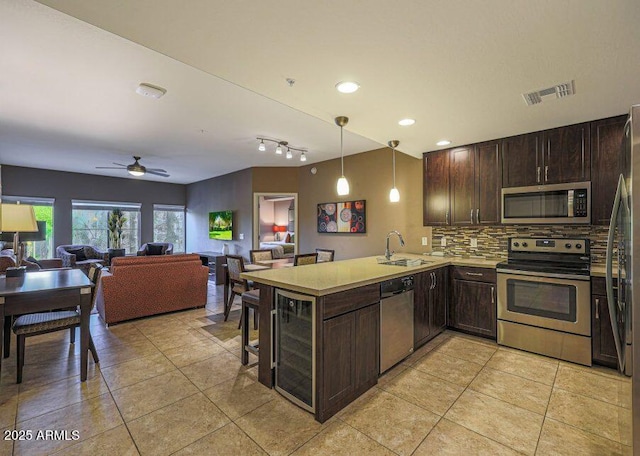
[385,231,405,260]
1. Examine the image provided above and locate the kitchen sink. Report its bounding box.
[379,258,433,266]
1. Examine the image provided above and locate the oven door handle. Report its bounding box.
[496,269,590,281]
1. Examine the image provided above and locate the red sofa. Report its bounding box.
[96,254,209,324]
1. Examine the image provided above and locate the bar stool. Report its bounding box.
[241,289,260,365]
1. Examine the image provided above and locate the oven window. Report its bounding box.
[506,279,576,321]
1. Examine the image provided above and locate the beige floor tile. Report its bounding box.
[486,349,558,385]
[446,331,498,348]
[92,327,148,349]
[0,427,14,456]
[413,351,483,387]
[434,336,497,365]
[377,364,408,386]
[404,332,451,366]
[127,393,229,456]
[380,367,464,415]
[162,339,226,368]
[14,356,101,390]
[51,424,139,456]
[101,352,175,391]
[235,398,326,456]
[111,370,199,422]
[145,327,210,351]
[203,374,276,420]
[339,388,440,456]
[180,350,251,390]
[414,418,520,456]
[554,364,631,408]
[547,388,632,445]
[558,360,631,382]
[445,390,543,455]
[17,372,109,422]
[292,420,396,456]
[173,422,266,456]
[13,393,123,455]
[97,339,161,368]
[0,384,19,429]
[536,418,628,456]
[469,367,552,415]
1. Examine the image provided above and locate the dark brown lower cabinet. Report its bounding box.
[592,277,618,368]
[320,302,379,421]
[449,267,496,339]
[414,267,448,348]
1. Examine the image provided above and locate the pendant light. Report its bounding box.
[335,116,350,196]
[388,140,400,202]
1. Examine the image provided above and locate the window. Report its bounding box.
[72,200,141,252]
[153,204,185,253]
[2,196,55,259]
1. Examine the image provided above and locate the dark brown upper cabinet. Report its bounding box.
[502,123,590,188]
[590,115,627,225]
[423,149,450,226]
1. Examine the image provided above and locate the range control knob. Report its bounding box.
[576,243,582,249]
[565,243,572,249]
[522,242,528,247]
[513,242,520,247]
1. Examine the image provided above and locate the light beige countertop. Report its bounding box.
[242,254,502,296]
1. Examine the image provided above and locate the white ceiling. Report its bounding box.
[2,0,640,184]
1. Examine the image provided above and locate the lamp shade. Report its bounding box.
[272,225,287,233]
[0,204,38,232]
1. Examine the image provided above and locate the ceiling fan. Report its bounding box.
[96,156,170,177]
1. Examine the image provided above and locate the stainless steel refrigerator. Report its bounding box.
[606,104,639,453]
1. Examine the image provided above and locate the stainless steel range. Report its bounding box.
[496,237,592,365]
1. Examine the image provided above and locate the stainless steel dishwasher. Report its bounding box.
[380,275,414,373]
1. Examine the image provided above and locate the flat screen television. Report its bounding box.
[209,210,233,240]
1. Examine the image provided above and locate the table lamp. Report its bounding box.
[0,203,38,261]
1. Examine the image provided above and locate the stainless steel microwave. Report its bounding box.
[501,181,591,224]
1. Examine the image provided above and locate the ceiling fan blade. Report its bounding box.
[146,170,170,177]
[146,167,168,173]
[112,162,128,167]
[96,166,126,169]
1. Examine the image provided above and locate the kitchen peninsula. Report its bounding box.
[242,254,499,422]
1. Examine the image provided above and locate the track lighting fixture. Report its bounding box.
[256,137,309,162]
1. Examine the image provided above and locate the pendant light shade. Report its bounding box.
[335,116,350,196]
[388,140,400,202]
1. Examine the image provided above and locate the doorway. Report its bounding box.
[253,193,298,258]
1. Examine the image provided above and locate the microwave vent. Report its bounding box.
[522,80,575,106]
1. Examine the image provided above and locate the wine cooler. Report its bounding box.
[273,289,316,412]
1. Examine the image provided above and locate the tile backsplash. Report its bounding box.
[431,225,609,264]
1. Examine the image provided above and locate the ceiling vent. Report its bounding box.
[522,80,575,106]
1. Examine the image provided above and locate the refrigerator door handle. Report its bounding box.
[270,308,277,369]
[606,173,627,371]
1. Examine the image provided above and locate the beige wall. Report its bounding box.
[297,147,432,260]
[252,167,299,193]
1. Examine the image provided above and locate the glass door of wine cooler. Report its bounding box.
[274,289,316,412]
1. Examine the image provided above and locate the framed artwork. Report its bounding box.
[317,200,366,233]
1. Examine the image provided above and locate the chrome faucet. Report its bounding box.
[385,231,405,260]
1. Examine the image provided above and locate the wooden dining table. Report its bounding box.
[222,258,293,307]
[0,269,93,381]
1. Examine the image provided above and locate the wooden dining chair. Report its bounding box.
[315,248,335,262]
[294,253,318,266]
[11,264,102,383]
[249,249,273,264]
[225,255,252,321]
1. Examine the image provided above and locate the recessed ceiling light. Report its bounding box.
[335,81,360,94]
[135,83,166,99]
[398,118,415,126]
[436,140,451,146]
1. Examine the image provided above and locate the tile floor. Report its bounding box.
[0,282,632,455]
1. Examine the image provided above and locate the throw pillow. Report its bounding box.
[26,256,43,268]
[147,244,164,256]
[285,233,291,243]
[68,247,87,262]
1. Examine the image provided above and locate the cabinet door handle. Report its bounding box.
[445,210,449,224]
[430,272,435,290]
[476,209,479,224]
[470,209,474,224]
[434,272,437,288]
[490,286,495,304]
[545,165,549,182]
[466,272,483,277]
[595,298,600,320]
[536,166,541,183]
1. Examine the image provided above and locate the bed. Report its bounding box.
[259,241,295,258]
